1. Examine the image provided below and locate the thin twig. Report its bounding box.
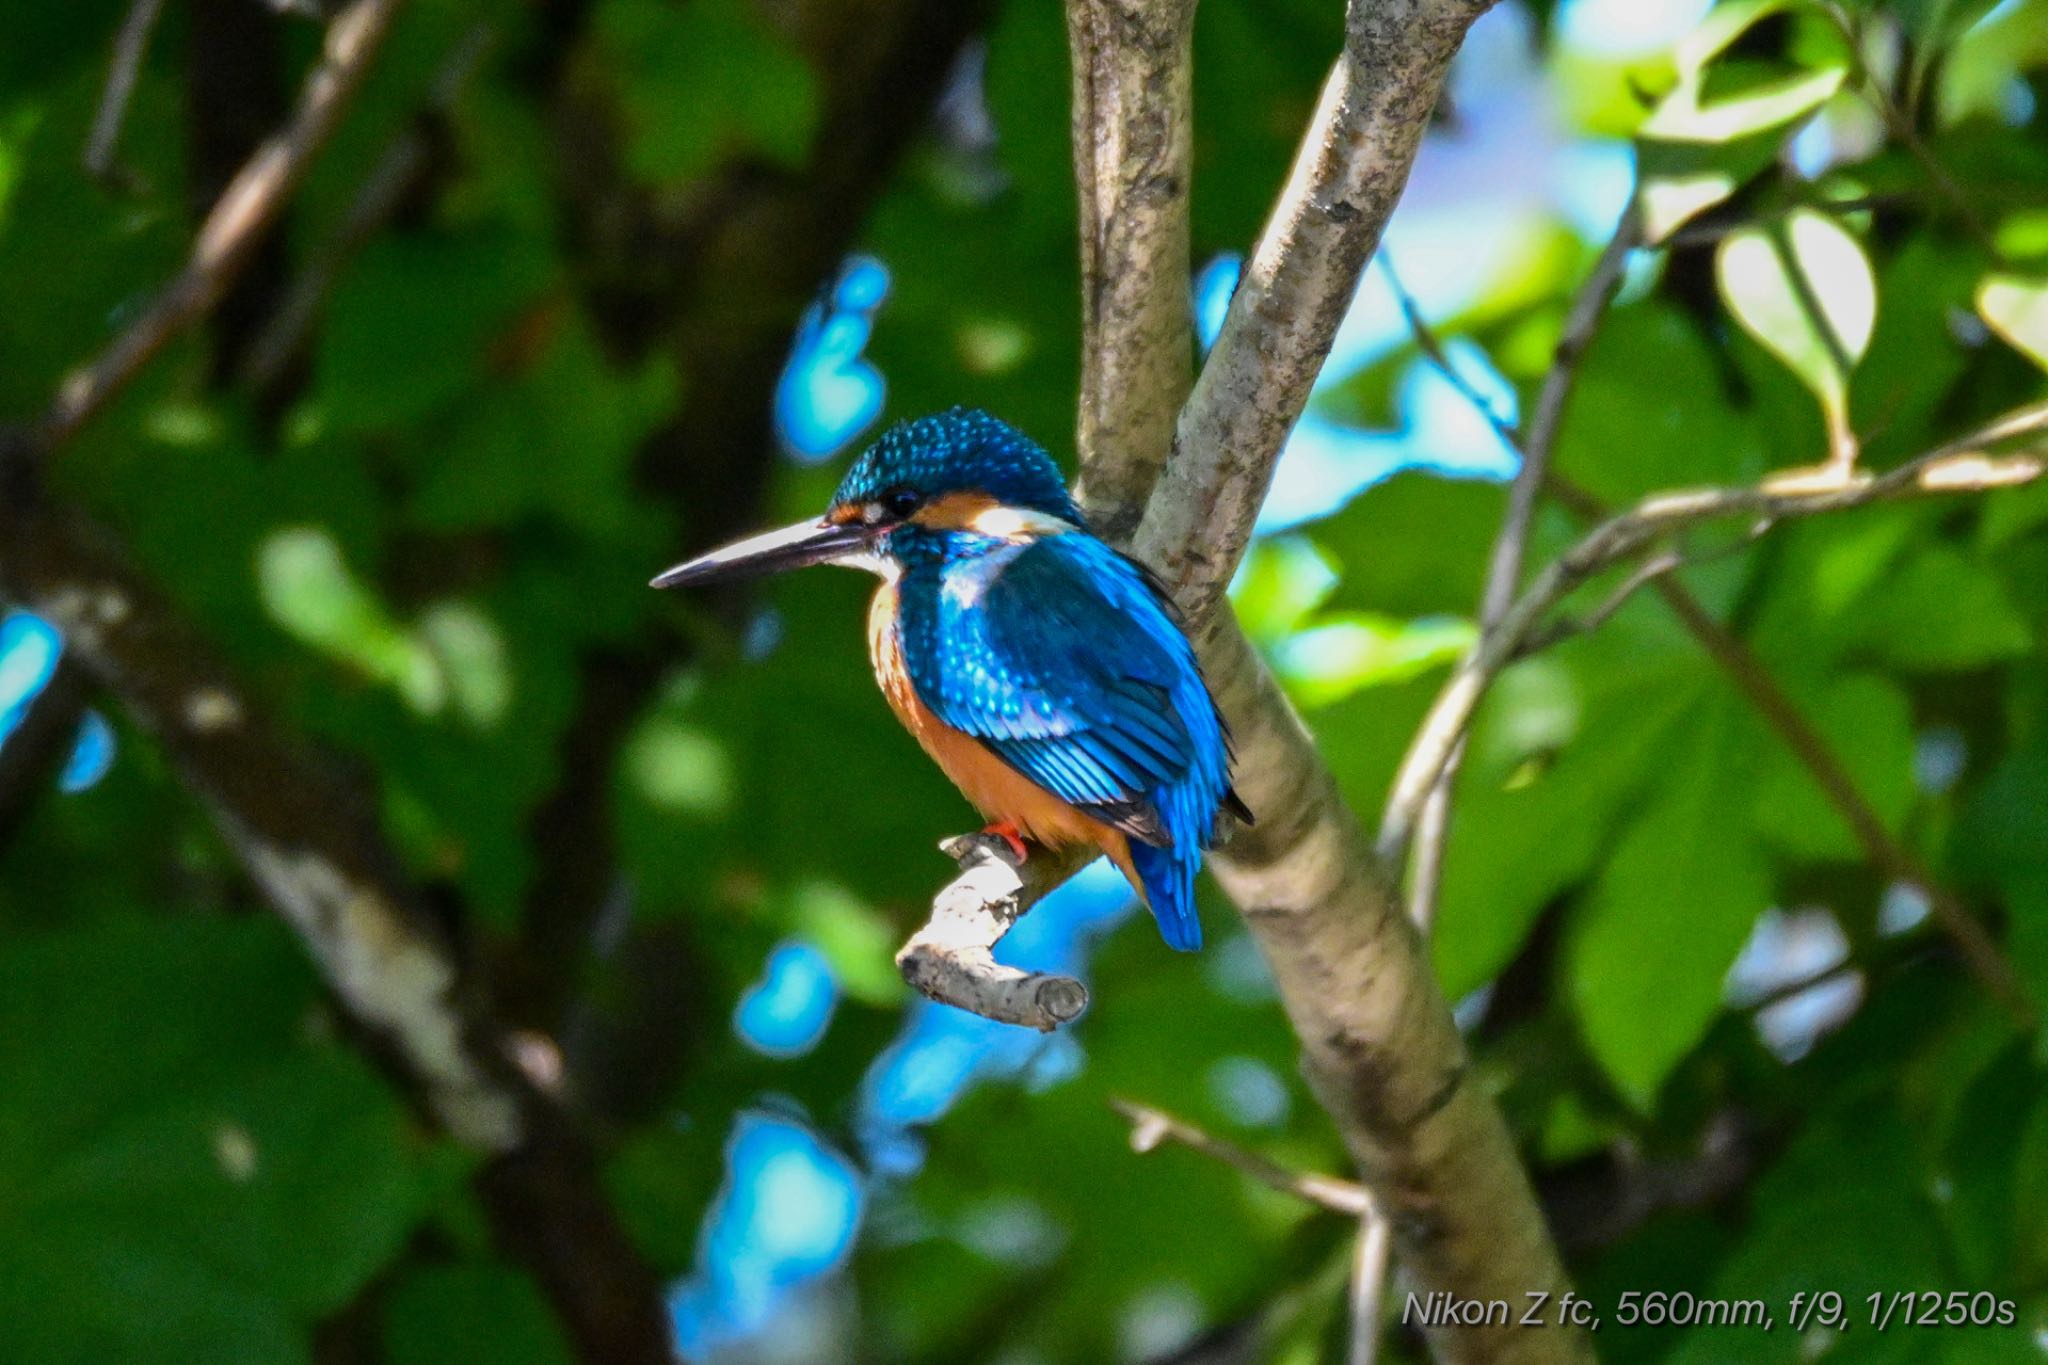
[1360,214,1639,1362]
[1058,2,1590,1358]
[1378,398,2048,868]
[239,22,492,390]
[1349,1215,1394,1365]
[42,0,409,449]
[1651,576,2034,1025]
[1815,2,1999,260]
[84,0,168,192]
[1110,1098,1374,1217]
[1399,235,2036,1026]
[1391,207,1640,926]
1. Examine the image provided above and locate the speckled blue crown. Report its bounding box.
[833,408,1082,522]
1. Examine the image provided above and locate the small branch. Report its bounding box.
[1393,207,1640,926]
[1816,2,1999,261]
[1378,400,2048,868]
[42,0,408,449]
[1349,1216,1394,1365]
[84,0,168,192]
[1134,0,1500,622]
[1651,576,2034,1025]
[1110,1098,1373,1216]
[896,836,1092,1031]
[1066,0,1199,540]
[240,22,491,392]
[1055,2,1585,1357]
[1354,217,1640,1361]
[1392,195,2031,1023]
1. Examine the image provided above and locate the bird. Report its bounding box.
[651,407,1249,951]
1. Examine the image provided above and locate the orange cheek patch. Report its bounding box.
[826,503,868,525]
[911,491,1001,531]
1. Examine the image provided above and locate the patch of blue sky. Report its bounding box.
[59,712,115,793]
[733,940,840,1058]
[1225,4,1636,528]
[0,612,60,724]
[671,1113,866,1354]
[1553,0,1713,57]
[775,255,891,463]
[0,611,116,794]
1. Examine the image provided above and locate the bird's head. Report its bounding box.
[651,408,1081,588]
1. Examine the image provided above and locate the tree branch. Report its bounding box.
[0,497,676,1362]
[1393,206,1641,928]
[4,5,682,1354]
[1135,0,1500,626]
[1110,1097,1373,1216]
[1378,401,2048,868]
[897,836,1093,1031]
[1066,0,1199,539]
[42,0,407,450]
[84,0,168,192]
[1647,569,2034,1024]
[906,3,1588,1356]
[1390,196,2029,1024]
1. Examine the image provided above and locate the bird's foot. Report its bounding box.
[981,820,1030,864]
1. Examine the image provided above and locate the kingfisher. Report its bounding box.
[651,407,1248,951]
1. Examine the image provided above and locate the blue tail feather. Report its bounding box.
[1128,838,1202,952]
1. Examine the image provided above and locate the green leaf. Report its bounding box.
[1229,536,1337,647]
[1641,62,1846,144]
[1553,303,1769,502]
[1669,1113,1946,1364]
[257,526,442,712]
[1751,672,1915,862]
[1978,273,2048,370]
[383,1264,575,1365]
[783,880,907,1008]
[1845,544,2033,672]
[1309,471,1505,618]
[1637,0,1848,154]
[1435,665,1699,1000]
[1567,696,1770,1109]
[596,0,819,186]
[318,228,552,430]
[418,602,514,729]
[1715,210,1877,427]
[0,918,433,1364]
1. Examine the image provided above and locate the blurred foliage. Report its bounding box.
[0,0,2046,1361]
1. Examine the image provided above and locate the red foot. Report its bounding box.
[982,820,1030,863]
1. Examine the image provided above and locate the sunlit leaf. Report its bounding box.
[1978,273,2048,371]
[1716,210,1877,445]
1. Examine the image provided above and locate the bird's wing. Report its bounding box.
[900,535,1213,847]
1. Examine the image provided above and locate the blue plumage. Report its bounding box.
[853,415,1239,952]
[653,407,1245,954]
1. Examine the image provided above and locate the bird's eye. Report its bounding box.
[878,486,923,520]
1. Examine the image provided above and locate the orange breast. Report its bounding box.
[867,584,1141,894]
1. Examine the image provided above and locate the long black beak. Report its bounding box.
[649,516,876,589]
